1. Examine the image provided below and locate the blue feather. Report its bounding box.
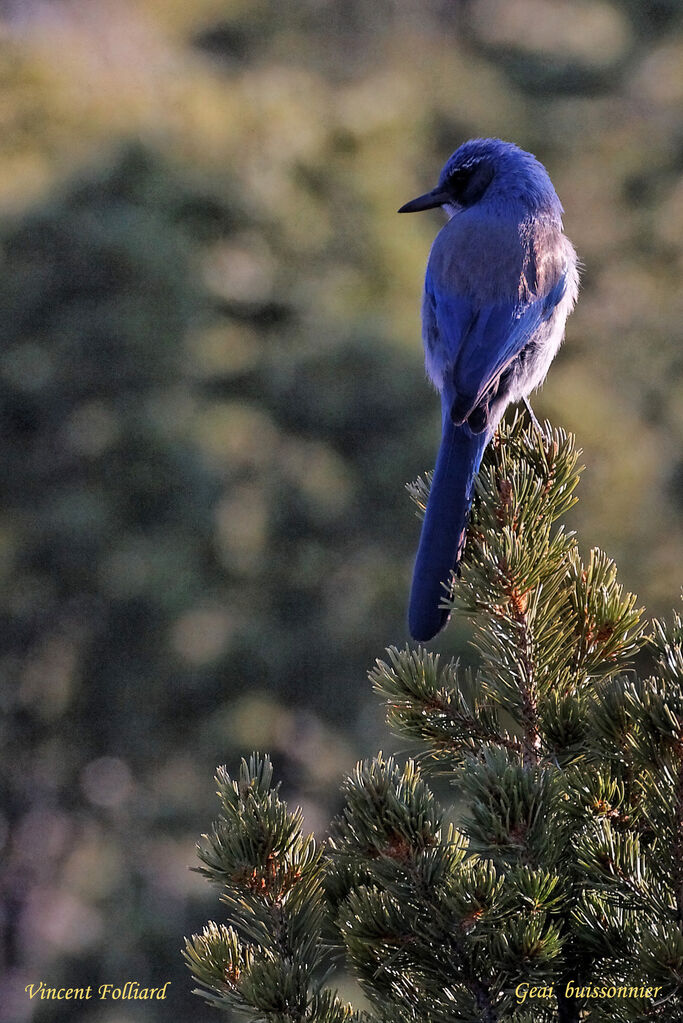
[431,271,569,423]
[408,418,490,642]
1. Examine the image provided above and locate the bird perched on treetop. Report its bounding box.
[399,138,578,642]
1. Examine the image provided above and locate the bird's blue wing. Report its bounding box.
[425,268,568,421]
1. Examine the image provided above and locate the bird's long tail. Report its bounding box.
[408,420,490,641]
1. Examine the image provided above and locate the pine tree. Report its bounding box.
[184,415,683,1022]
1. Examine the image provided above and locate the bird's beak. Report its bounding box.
[397,188,450,213]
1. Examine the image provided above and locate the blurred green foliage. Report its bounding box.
[0,1,681,1021]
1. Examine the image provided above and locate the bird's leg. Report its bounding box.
[522,396,543,434]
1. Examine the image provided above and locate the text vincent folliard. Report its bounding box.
[25,981,171,1002]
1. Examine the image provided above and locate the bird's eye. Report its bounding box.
[447,160,476,181]
[447,166,472,188]
[447,160,494,206]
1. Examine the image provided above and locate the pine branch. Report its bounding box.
[329,755,503,1020]
[329,755,565,1021]
[184,754,366,1022]
[370,646,523,768]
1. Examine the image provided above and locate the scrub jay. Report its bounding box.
[399,138,578,642]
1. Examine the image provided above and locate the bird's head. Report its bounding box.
[398,138,562,220]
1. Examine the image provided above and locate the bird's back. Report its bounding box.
[422,207,576,398]
[428,207,568,307]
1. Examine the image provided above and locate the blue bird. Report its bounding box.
[399,138,578,642]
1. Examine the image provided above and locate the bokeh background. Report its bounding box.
[1,1,681,1020]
